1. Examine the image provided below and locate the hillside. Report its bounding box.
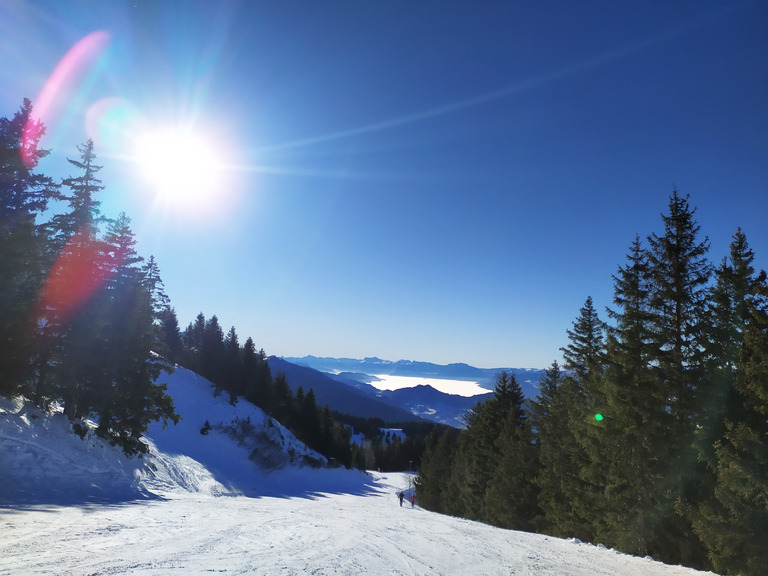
[267,356,421,422]
[0,366,716,575]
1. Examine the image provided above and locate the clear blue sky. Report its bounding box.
[2,1,767,368]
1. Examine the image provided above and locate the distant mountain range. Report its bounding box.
[272,356,546,428]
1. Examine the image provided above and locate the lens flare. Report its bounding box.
[24,30,111,167]
[37,225,124,325]
[85,97,140,150]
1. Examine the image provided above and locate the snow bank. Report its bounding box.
[0,396,152,504]
[1,365,355,503]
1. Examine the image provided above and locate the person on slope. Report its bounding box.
[398,492,405,507]
[410,494,415,508]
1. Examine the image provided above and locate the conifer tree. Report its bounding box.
[645,190,711,566]
[48,139,103,253]
[93,213,177,452]
[183,312,207,372]
[141,255,170,321]
[271,370,292,421]
[693,233,768,575]
[646,189,711,428]
[549,297,606,541]
[158,307,184,364]
[42,146,110,419]
[487,379,539,530]
[599,236,674,555]
[459,371,527,522]
[201,315,226,388]
[223,326,241,403]
[0,99,58,393]
[415,427,458,513]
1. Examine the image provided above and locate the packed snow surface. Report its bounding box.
[1,366,715,575]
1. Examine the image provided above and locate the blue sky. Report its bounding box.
[2,1,767,368]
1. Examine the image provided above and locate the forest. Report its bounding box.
[0,99,436,470]
[415,191,768,575]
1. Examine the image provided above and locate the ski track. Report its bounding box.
[0,472,714,576]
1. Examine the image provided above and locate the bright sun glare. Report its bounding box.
[135,128,223,208]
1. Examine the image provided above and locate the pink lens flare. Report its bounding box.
[37,225,126,325]
[23,30,111,167]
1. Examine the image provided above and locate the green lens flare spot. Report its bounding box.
[594,413,604,421]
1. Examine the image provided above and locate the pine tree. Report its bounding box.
[94,213,177,453]
[0,99,59,393]
[693,233,768,575]
[599,236,675,555]
[182,312,207,372]
[560,296,606,391]
[487,373,539,530]
[47,139,104,254]
[645,190,711,566]
[158,307,184,364]
[646,189,711,428]
[223,326,241,403]
[40,146,111,419]
[550,297,606,541]
[244,345,272,410]
[141,255,170,323]
[200,315,226,389]
[271,370,292,421]
[458,371,529,523]
[415,427,458,513]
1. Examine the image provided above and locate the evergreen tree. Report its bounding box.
[645,190,711,566]
[550,297,606,541]
[271,370,292,421]
[48,139,103,253]
[158,307,184,364]
[93,213,177,453]
[693,234,768,575]
[41,147,111,419]
[245,345,272,410]
[415,427,458,513]
[223,326,241,403]
[0,99,58,393]
[200,315,226,388]
[599,236,674,556]
[560,295,606,391]
[301,388,321,446]
[647,189,711,427]
[459,371,528,522]
[487,377,539,530]
[141,255,170,322]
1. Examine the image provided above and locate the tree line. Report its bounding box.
[157,309,354,467]
[415,190,768,576]
[337,414,448,472]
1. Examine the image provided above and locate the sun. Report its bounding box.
[134,127,224,209]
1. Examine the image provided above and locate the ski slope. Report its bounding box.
[0,367,716,576]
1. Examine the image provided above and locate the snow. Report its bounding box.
[1,366,715,575]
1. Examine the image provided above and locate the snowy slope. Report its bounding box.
[0,367,716,576]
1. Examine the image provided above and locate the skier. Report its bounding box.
[410,494,415,508]
[398,492,404,507]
